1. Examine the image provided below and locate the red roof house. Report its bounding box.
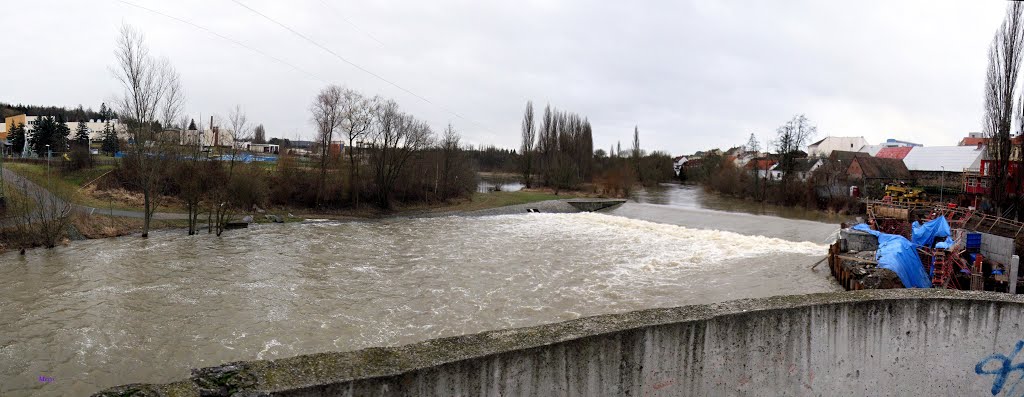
[875,146,914,160]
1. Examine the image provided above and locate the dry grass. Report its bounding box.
[72,214,188,239]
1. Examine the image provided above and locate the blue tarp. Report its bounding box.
[852,224,932,288]
[912,216,953,249]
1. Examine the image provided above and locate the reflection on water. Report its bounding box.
[0,212,837,396]
[477,174,524,193]
[629,183,847,224]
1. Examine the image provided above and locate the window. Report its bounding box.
[982,180,991,188]
[968,179,976,187]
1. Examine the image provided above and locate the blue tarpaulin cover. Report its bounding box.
[852,224,932,288]
[911,217,953,249]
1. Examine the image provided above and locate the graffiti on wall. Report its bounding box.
[976,340,1024,396]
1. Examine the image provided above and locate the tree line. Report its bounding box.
[98,25,476,237]
[520,101,594,190]
[519,101,674,195]
[1,102,116,122]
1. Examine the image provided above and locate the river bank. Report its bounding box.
[0,189,596,255]
[633,183,852,224]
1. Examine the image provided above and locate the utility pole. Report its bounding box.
[940,166,945,204]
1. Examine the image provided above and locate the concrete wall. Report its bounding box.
[95,290,1024,397]
[981,232,1015,265]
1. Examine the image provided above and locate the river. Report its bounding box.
[0,184,841,396]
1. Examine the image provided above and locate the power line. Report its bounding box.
[230,0,433,104]
[117,0,327,84]
[316,0,386,48]
[229,0,488,131]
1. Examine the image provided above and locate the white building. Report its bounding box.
[14,116,128,142]
[806,136,869,157]
[902,145,988,172]
[178,127,236,149]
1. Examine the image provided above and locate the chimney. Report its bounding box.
[211,115,217,147]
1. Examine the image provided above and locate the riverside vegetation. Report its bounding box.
[0,25,678,254]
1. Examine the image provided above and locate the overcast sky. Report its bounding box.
[1,0,1009,155]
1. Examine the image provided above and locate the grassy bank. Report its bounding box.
[6,162,186,213]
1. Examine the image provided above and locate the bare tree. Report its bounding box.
[174,135,208,235]
[986,3,1024,210]
[111,24,185,237]
[746,133,761,154]
[211,105,252,236]
[439,123,461,200]
[9,179,73,250]
[339,89,375,207]
[773,114,817,179]
[311,85,344,208]
[369,100,434,209]
[520,101,536,188]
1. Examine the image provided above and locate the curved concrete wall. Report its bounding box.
[96,290,1024,396]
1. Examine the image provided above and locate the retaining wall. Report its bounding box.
[95,290,1024,396]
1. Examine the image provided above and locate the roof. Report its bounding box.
[852,157,911,179]
[883,138,922,147]
[858,144,883,156]
[901,145,988,172]
[807,137,827,147]
[875,146,914,160]
[959,137,989,146]
[792,158,820,173]
[829,150,871,163]
[743,159,776,170]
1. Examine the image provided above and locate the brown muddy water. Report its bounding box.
[0,189,840,396]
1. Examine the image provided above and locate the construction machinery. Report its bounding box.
[883,185,929,204]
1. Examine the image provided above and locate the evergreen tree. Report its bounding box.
[188,118,197,130]
[56,114,71,151]
[101,122,120,156]
[9,123,26,156]
[99,103,110,121]
[29,116,57,157]
[75,121,91,145]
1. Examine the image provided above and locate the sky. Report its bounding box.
[0,0,1010,155]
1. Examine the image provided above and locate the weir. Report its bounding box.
[566,198,627,212]
[95,290,1024,396]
